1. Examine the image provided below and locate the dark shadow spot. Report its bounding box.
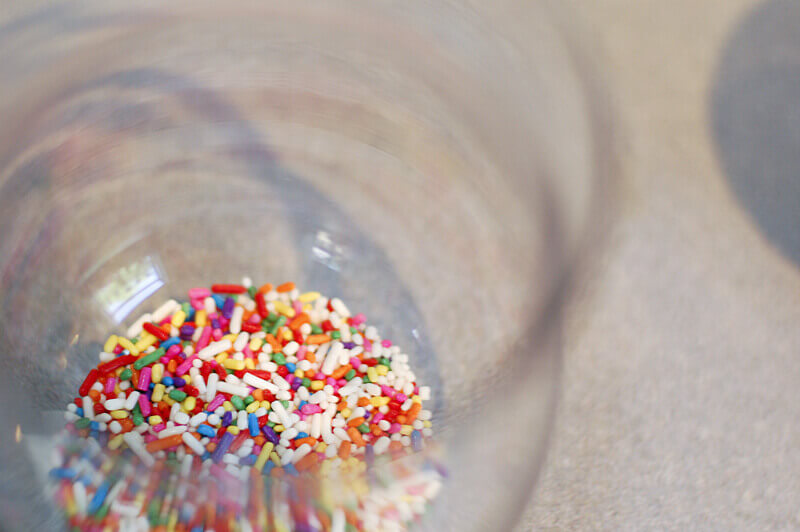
[711,0,800,265]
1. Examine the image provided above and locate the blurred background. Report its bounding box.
[525,0,800,529]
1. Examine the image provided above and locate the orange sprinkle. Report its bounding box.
[294,437,317,448]
[337,402,347,412]
[276,282,295,293]
[338,440,352,459]
[370,424,383,436]
[304,352,316,364]
[356,397,370,407]
[265,334,282,353]
[253,435,265,446]
[118,418,134,433]
[288,313,310,331]
[88,389,101,401]
[243,310,254,322]
[145,434,183,453]
[389,440,405,452]
[347,417,365,428]
[166,359,178,373]
[331,364,352,380]
[306,334,331,345]
[270,468,285,478]
[304,369,316,379]
[252,389,264,402]
[347,427,366,447]
[206,442,217,453]
[295,452,319,472]
[396,415,407,424]
[257,283,273,294]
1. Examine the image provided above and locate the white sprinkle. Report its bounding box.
[373,436,391,455]
[99,351,114,362]
[109,421,122,434]
[272,373,290,390]
[198,339,232,360]
[207,414,221,426]
[378,420,391,431]
[152,299,180,323]
[158,426,186,439]
[292,444,312,463]
[297,387,310,401]
[123,432,154,467]
[254,407,267,417]
[189,413,207,427]
[321,342,344,375]
[233,332,250,352]
[237,411,248,430]
[73,482,88,514]
[364,383,381,396]
[216,381,250,397]
[126,313,152,339]
[174,412,190,425]
[203,297,216,315]
[310,414,322,439]
[222,454,239,465]
[242,373,278,393]
[282,428,299,440]
[230,306,244,334]
[192,374,207,395]
[283,341,299,356]
[330,298,350,317]
[333,427,350,442]
[104,398,125,411]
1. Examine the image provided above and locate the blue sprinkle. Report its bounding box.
[201,451,212,461]
[297,401,307,409]
[248,413,260,437]
[262,462,275,475]
[87,481,110,514]
[197,425,216,438]
[49,467,76,479]
[411,430,423,452]
[284,463,298,476]
[211,294,225,310]
[186,308,196,321]
[160,337,180,350]
[285,363,296,373]
[162,376,174,387]
[75,407,84,417]
[239,455,257,466]
[89,421,100,431]
[365,444,375,467]
[295,432,309,439]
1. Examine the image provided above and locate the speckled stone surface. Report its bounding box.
[525,0,800,529]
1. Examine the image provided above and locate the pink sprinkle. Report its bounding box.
[196,326,212,350]
[247,313,261,324]
[364,339,373,352]
[285,374,295,385]
[349,357,360,368]
[176,355,198,376]
[326,377,337,386]
[296,346,307,360]
[219,317,230,329]
[167,344,182,357]
[188,287,211,299]
[138,395,152,417]
[396,393,408,403]
[414,385,419,394]
[372,412,384,423]
[211,329,223,341]
[190,298,205,310]
[137,367,151,391]
[151,423,166,433]
[103,378,117,395]
[389,423,401,434]
[252,444,262,456]
[380,385,395,397]
[407,484,427,496]
[314,372,325,380]
[208,312,219,320]
[207,394,226,411]
[144,434,157,443]
[158,316,171,326]
[336,379,347,387]
[381,340,392,348]
[301,404,322,415]
[113,345,123,354]
[242,345,253,358]
[292,300,303,313]
[352,313,366,326]
[159,355,171,364]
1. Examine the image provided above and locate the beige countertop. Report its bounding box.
[526,0,800,529]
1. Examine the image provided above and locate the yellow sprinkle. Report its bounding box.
[270,451,281,466]
[108,434,125,450]
[310,380,324,391]
[171,310,186,327]
[298,292,321,303]
[183,396,196,412]
[411,395,422,404]
[254,442,274,470]
[273,301,295,318]
[215,352,229,364]
[376,365,388,376]
[227,426,239,435]
[149,415,163,425]
[400,425,413,436]
[315,442,327,453]
[152,363,164,384]
[369,397,383,408]
[223,401,234,411]
[196,310,207,327]
[223,359,245,371]
[168,509,178,531]
[223,333,237,343]
[163,395,176,406]
[246,401,260,414]
[152,384,165,402]
[103,335,118,353]
[273,424,284,433]
[366,367,378,382]
[117,337,139,356]
[260,400,271,410]
[134,332,156,351]
[341,408,352,419]
[64,498,77,517]
[282,329,293,341]
[423,420,432,428]
[244,358,255,370]
[249,338,263,352]
[110,410,129,419]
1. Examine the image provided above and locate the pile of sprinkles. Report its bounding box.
[49,280,441,531]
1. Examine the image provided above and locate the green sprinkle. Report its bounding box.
[268,315,287,335]
[244,396,255,406]
[266,312,279,323]
[119,368,132,381]
[132,410,144,426]
[301,377,312,388]
[330,331,341,340]
[133,347,165,370]
[362,375,371,384]
[280,400,290,409]
[247,286,257,298]
[231,396,245,410]
[74,418,91,429]
[350,327,357,334]
[95,504,109,519]
[226,368,235,375]
[181,302,191,315]
[272,353,286,366]
[261,319,271,332]
[345,369,356,381]
[357,423,370,434]
[378,357,391,366]
[311,324,323,335]
[267,421,276,428]
[168,390,187,401]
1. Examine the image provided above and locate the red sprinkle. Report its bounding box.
[78,369,100,396]
[211,284,247,294]
[143,322,169,341]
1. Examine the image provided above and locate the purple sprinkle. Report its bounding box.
[222,410,233,427]
[179,324,195,338]
[291,379,302,390]
[343,342,356,349]
[211,431,235,463]
[261,425,280,445]
[222,297,235,319]
[172,377,186,387]
[211,318,221,330]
